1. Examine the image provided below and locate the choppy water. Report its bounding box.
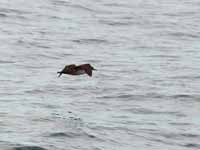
[0,0,200,150]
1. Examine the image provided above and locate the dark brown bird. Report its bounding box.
[57,64,96,77]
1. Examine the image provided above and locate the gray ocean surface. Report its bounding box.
[0,0,200,150]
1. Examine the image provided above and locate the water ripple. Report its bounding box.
[13,146,47,150]
[184,143,200,148]
[48,131,96,139]
[72,38,110,45]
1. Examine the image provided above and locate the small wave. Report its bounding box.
[164,11,198,17]
[13,146,47,150]
[148,131,200,143]
[170,94,195,99]
[0,8,29,15]
[52,1,96,13]
[161,133,200,139]
[168,32,200,39]
[51,0,69,6]
[0,8,32,21]
[31,102,60,110]
[98,94,134,99]
[184,143,200,148]
[35,45,51,49]
[0,13,7,17]
[146,54,179,59]
[169,122,191,126]
[49,132,69,137]
[152,94,199,101]
[98,20,133,26]
[29,43,52,50]
[69,4,96,13]
[117,94,137,99]
[170,75,200,80]
[25,89,44,94]
[38,53,60,59]
[103,3,133,9]
[72,38,109,45]
[98,93,164,101]
[0,60,15,64]
[50,132,96,138]
[53,1,114,14]
[124,107,182,116]
[123,107,155,114]
[48,131,96,139]
[181,133,199,138]
[16,40,51,49]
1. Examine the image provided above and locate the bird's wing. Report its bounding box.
[85,68,92,76]
[62,64,76,72]
[74,63,87,70]
[76,64,90,69]
[85,64,95,70]
[75,64,92,76]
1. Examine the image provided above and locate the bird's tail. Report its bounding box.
[57,72,62,77]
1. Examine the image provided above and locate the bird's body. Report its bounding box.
[57,64,96,77]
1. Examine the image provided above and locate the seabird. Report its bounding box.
[57,64,96,77]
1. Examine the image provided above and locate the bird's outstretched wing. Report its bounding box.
[75,64,93,76]
[57,64,76,77]
[85,68,92,76]
[62,64,76,72]
[84,64,96,70]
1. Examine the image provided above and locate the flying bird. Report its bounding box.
[57,64,96,77]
